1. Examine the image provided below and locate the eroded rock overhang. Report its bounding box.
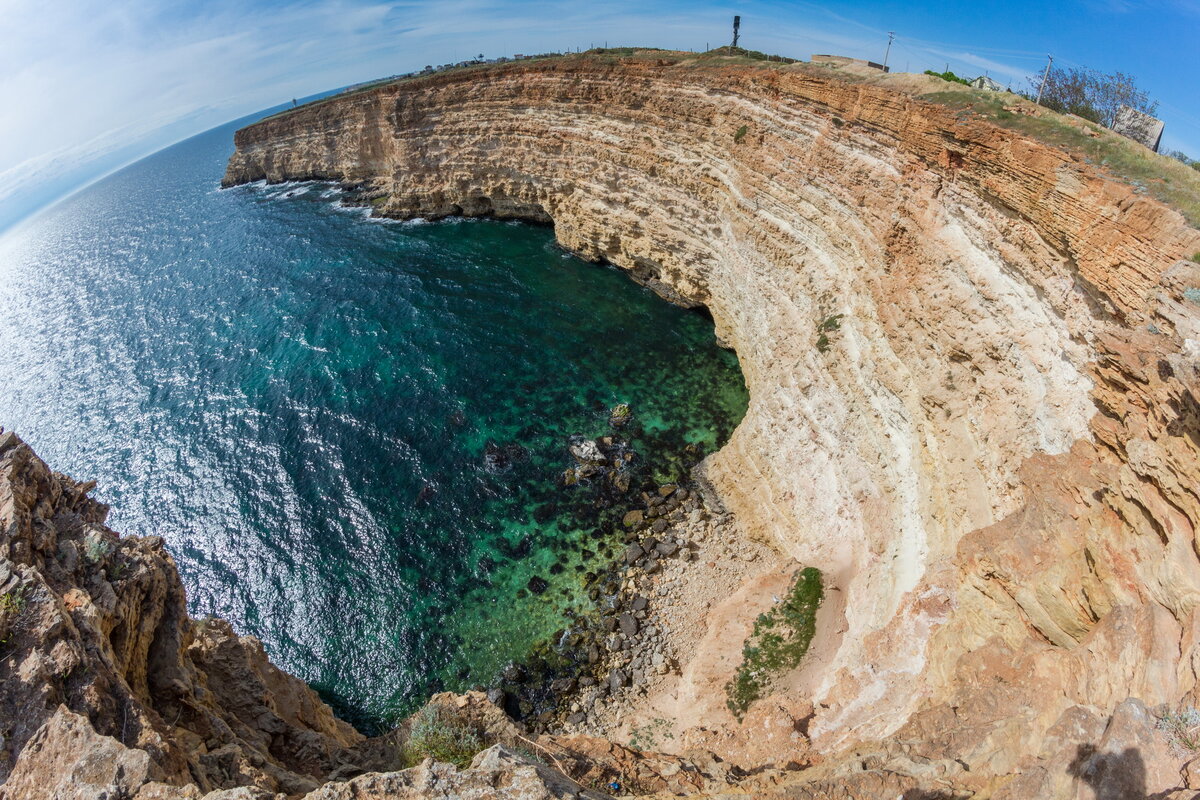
[224,55,1200,753]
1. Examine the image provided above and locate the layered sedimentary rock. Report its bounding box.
[7,50,1200,799]
[222,53,1200,794]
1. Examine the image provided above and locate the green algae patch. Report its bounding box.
[725,566,823,720]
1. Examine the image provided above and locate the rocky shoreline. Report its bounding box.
[490,481,706,730]
[482,403,724,735]
[0,428,792,798]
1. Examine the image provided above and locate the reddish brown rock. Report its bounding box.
[0,431,360,797]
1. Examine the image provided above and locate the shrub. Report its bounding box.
[734,125,749,144]
[1027,65,1156,128]
[1192,252,1200,264]
[725,566,823,720]
[400,705,484,768]
[82,533,113,564]
[815,314,843,353]
[925,69,971,86]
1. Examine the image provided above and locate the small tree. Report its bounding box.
[1029,65,1157,128]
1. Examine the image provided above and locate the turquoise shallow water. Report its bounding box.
[0,117,747,730]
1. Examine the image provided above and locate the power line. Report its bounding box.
[897,34,1046,58]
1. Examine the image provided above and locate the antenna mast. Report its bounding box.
[732,16,741,49]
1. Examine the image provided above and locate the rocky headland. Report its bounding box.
[5,49,1200,798]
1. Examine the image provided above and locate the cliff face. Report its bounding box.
[222,54,1200,791]
[0,430,362,797]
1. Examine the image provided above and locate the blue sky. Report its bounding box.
[1,0,1196,234]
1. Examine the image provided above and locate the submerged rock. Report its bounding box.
[608,403,632,428]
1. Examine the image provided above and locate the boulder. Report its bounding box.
[569,440,606,465]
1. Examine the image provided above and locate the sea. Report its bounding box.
[0,114,747,731]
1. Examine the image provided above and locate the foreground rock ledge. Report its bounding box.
[221,52,1200,797]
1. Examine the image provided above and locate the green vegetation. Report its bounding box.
[82,533,114,564]
[733,125,749,144]
[815,314,843,353]
[1157,706,1200,752]
[628,717,675,751]
[400,705,485,768]
[1168,151,1200,173]
[1192,253,1200,264]
[918,86,1200,229]
[1029,65,1156,128]
[924,69,971,86]
[725,566,823,720]
[0,589,24,615]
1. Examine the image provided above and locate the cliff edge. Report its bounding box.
[221,50,1200,797]
[7,49,1200,799]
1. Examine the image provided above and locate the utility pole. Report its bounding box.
[731,15,741,49]
[883,31,895,71]
[1036,54,1054,105]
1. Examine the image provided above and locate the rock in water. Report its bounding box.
[568,439,606,465]
[608,403,632,428]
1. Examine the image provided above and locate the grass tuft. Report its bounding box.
[0,589,24,615]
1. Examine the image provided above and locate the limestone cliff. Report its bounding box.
[0,429,361,796]
[220,51,1200,796]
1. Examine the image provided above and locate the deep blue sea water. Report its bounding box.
[0,117,747,729]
